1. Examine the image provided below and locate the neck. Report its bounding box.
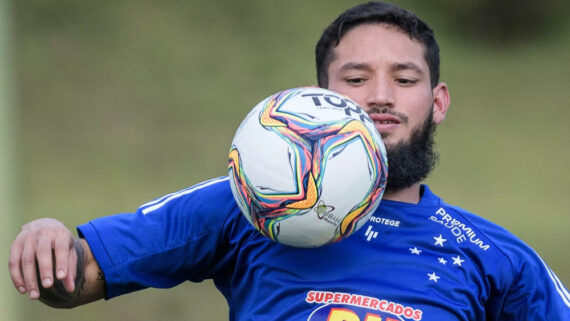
[382,182,422,204]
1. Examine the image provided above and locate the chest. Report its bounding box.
[226,212,497,321]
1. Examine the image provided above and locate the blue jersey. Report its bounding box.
[78,177,570,321]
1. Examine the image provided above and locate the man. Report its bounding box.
[9,2,570,320]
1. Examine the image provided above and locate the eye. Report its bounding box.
[345,77,366,85]
[396,78,418,86]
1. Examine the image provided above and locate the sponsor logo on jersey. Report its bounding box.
[429,208,490,251]
[306,291,423,321]
[369,216,400,227]
[363,217,400,241]
[363,225,378,241]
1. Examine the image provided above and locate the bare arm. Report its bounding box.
[9,218,105,308]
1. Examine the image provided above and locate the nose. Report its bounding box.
[364,78,394,112]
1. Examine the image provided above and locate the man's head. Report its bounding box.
[316,2,450,192]
[316,1,440,89]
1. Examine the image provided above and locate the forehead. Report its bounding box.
[330,23,428,72]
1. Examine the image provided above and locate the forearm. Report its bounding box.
[38,238,105,308]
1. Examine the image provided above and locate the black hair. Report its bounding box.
[315,1,440,88]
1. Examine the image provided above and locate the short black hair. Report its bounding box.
[315,1,440,88]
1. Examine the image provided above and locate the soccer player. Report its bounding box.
[9,2,570,320]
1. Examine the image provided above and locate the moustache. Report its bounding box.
[366,107,409,125]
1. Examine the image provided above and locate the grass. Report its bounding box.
[8,1,569,320]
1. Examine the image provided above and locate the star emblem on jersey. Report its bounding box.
[409,247,422,255]
[452,255,465,266]
[405,214,476,290]
[433,234,447,247]
[427,272,440,283]
[406,229,470,289]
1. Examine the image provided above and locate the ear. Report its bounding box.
[432,82,450,125]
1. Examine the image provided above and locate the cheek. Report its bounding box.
[409,108,433,133]
[399,91,433,122]
[346,92,367,108]
[328,84,367,107]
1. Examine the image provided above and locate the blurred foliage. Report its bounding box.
[433,0,568,44]
[5,0,570,320]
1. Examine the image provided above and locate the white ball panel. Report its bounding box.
[274,210,336,247]
[318,138,374,222]
[232,108,299,194]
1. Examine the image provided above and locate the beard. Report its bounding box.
[384,112,438,193]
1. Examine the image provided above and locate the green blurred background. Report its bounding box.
[2,0,569,320]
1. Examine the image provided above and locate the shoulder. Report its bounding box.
[81,176,244,255]
[418,186,522,257]
[138,176,235,216]
[431,201,530,269]
[434,203,530,263]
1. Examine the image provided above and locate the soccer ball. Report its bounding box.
[228,87,388,247]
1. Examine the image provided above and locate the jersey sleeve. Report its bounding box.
[77,176,246,299]
[484,224,570,320]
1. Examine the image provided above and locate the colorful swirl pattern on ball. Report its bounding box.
[313,119,387,242]
[228,88,388,243]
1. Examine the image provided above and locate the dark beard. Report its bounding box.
[384,113,438,193]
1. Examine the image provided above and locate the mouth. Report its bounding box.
[369,113,401,133]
